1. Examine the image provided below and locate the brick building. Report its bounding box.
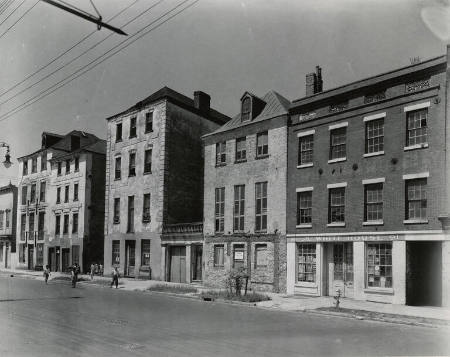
[0,183,17,269]
[16,131,106,272]
[286,51,450,306]
[103,87,229,282]
[202,90,290,293]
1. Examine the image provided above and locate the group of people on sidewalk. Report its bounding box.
[89,263,104,280]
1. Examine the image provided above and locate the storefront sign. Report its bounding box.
[234,251,244,260]
[295,234,401,242]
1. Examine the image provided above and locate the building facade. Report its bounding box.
[0,184,17,269]
[16,131,106,273]
[103,87,229,282]
[287,52,450,306]
[202,91,290,293]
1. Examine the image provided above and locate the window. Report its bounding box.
[74,157,79,172]
[57,162,62,176]
[20,214,26,240]
[255,244,268,268]
[21,186,27,205]
[406,178,427,220]
[297,243,316,282]
[19,244,26,263]
[364,183,383,222]
[0,211,3,229]
[145,112,153,133]
[73,183,79,201]
[297,191,312,225]
[241,97,251,122]
[330,127,346,160]
[328,187,345,224]
[129,152,136,177]
[30,184,36,203]
[129,116,137,138]
[55,215,61,235]
[407,108,427,146]
[298,135,314,166]
[40,181,46,202]
[256,132,268,157]
[56,187,61,204]
[215,187,225,233]
[115,156,121,180]
[65,159,70,174]
[233,185,245,232]
[365,119,384,154]
[214,245,224,267]
[116,122,122,142]
[235,137,246,162]
[112,240,120,265]
[144,149,152,174]
[63,214,69,234]
[36,244,44,266]
[31,157,37,173]
[41,155,46,171]
[113,197,121,224]
[5,209,10,228]
[141,240,150,266]
[367,242,392,288]
[216,142,226,165]
[29,212,35,234]
[233,244,245,268]
[38,212,45,240]
[72,213,78,233]
[255,182,267,232]
[64,185,69,203]
[23,160,28,176]
[127,196,134,233]
[143,193,151,222]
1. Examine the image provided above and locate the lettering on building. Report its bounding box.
[294,234,402,242]
[364,91,386,104]
[329,102,348,113]
[405,79,430,92]
[298,112,317,122]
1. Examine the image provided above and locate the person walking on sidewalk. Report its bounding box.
[110,266,119,289]
[90,263,95,280]
[43,265,51,284]
[71,263,80,288]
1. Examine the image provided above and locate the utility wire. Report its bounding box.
[0,0,164,107]
[0,0,39,40]
[0,0,26,28]
[0,0,199,122]
[0,0,12,17]
[0,0,140,99]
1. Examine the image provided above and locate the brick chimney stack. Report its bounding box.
[194,91,211,114]
[305,66,323,96]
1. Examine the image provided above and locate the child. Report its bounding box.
[43,265,50,284]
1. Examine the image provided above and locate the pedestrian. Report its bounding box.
[99,263,103,276]
[43,265,51,284]
[71,263,80,288]
[90,263,95,280]
[94,263,99,275]
[110,266,119,289]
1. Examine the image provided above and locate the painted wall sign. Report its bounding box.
[293,234,401,242]
[234,251,244,260]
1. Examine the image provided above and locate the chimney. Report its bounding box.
[305,66,323,96]
[316,66,323,93]
[194,91,210,113]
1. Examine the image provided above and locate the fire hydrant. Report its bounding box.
[334,289,341,309]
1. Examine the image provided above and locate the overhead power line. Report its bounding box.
[0,0,39,40]
[0,0,13,17]
[0,0,140,99]
[0,0,200,123]
[0,0,26,28]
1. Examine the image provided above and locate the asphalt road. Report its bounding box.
[0,275,449,357]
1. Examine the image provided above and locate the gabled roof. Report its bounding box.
[204,90,290,137]
[50,136,106,161]
[50,130,99,152]
[106,86,230,125]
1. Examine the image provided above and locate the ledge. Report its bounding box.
[363,151,384,158]
[215,163,227,168]
[234,159,247,164]
[255,154,270,160]
[403,219,429,224]
[363,221,384,226]
[404,143,428,151]
[327,223,345,227]
[328,157,346,164]
[297,163,313,169]
[296,224,312,229]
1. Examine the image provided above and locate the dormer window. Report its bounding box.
[241,97,251,122]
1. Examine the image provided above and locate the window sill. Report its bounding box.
[215,163,226,167]
[128,175,136,178]
[114,178,121,181]
[142,219,151,223]
[116,139,122,143]
[296,224,312,229]
[73,199,78,202]
[363,221,384,226]
[255,230,268,234]
[403,219,428,224]
[328,157,346,164]
[113,220,120,225]
[213,265,225,268]
[145,130,153,134]
[364,287,394,295]
[363,151,384,158]
[129,136,137,139]
[295,282,317,288]
[297,163,313,169]
[255,154,269,160]
[143,171,152,175]
[327,222,345,227]
[404,143,428,151]
[234,159,247,164]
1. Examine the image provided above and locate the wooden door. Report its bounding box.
[332,243,354,298]
[170,246,186,283]
[62,248,70,272]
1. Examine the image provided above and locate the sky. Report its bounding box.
[0,0,448,185]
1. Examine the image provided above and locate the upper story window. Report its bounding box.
[241,97,251,122]
[298,134,314,166]
[72,213,78,234]
[235,137,246,162]
[329,127,346,161]
[64,185,69,203]
[127,195,135,233]
[143,193,151,222]
[216,142,226,166]
[129,116,137,138]
[365,118,384,154]
[63,214,69,234]
[30,184,36,203]
[115,156,121,180]
[364,183,383,222]
[328,186,345,224]
[0,211,4,230]
[55,215,61,235]
[255,182,267,232]
[256,132,268,158]
[407,108,427,147]
[23,161,28,176]
[297,190,312,226]
[214,245,224,267]
[233,185,245,232]
[215,187,225,233]
[145,112,153,133]
[21,186,27,205]
[41,155,46,171]
[144,149,152,174]
[5,209,10,228]
[29,212,35,233]
[56,187,61,204]
[31,157,37,173]
[406,178,427,221]
[40,181,46,202]
[57,162,62,176]
[129,152,136,177]
[73,183,79,201]
[116,122,123,142]
[65,159,71,174]
[113,198,120,224]
[74,157,79,172]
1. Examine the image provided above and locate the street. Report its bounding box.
[0,276,448,357]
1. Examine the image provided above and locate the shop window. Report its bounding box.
[116,122,122,142]
[145,112,153,133]
[129,116,137,138]
[113,198,120,224]
[215,187,225,233]
[364,183,383,222]
[366,242,392,288]
[255,244,267,268]
[216,142,226,166]
[72,246,80,266]
[235,137,246,162]
[256,132,268,157]
[407,108,427,147]
[233,244,245,269]
[255,182,267,232]
[298,134,314,166]
[328,187,345,224]
[329,127,346,160]
[297,243,316,282]
[297,191,312,225]
[112,240,120,265]
[406,178,427,220]
[233,185,245,232]
[141,240,150,266]
[365,119,384,154]
[214,245,224,267]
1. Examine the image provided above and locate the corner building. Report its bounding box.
[203,91,289,293]
[104,87,229,281]
[0,184,17,269]
[287,50,450,306]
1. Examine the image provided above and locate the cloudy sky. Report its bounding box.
[0,0,447,185]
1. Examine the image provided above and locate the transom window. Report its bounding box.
[297,191,312,225]
[216,142,226,165]
[367,243,392,288]
[233,185,245,232]
[215,187,225,233]
[297,243,316,282]
[129,116,137,138]
[365,119,384,154]
[407,109,427,146]
[298,135,313,165]
[235,137,246,162]
[329,127,346,160]
[364,183,383,222]
[328,187,345,223]
[256,132,268,157]
[406,178,427,220]
[255,182,267,232]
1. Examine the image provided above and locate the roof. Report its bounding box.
[204,90,290,137]
[50,138,106,161]
[106,86,230,125]
[50,130,100,152]
[0,183,16,194]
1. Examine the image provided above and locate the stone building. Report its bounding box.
[286,49,450,306]
[103,87,229,281]
[16,131,105,272]
[0,183,17,269]
[202,90,290,293]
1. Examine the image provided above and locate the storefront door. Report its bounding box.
[332,243,354,298]
[125,240,136,277]
[27,245,34,270]
[192,245,203,281]
[61,248,70,272]
[169,246,186,283]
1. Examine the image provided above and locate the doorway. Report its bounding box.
[169,246,186,283]
[61,248,70,272]
[5,243,8,268]
[27,245,34,270]
[125,240,136,277]
[192,245,203,281]
[331,243,354,298]
[48,247,60,272]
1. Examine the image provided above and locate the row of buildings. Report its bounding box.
[5,47,450,307]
